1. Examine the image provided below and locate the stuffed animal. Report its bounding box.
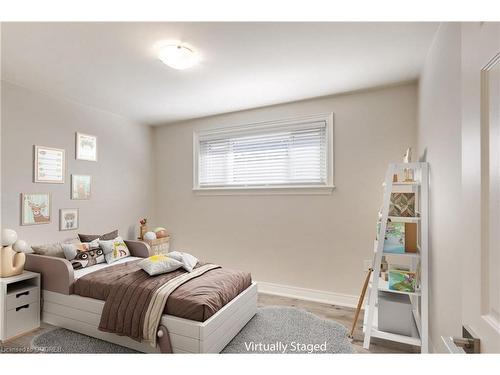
[153,227,168,239]
[1,229,27,278]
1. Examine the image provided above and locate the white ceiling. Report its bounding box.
[1,22,438,125]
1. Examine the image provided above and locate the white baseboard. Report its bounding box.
[257,281,360,309]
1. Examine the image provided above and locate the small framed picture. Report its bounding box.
[21,193,51,225]
[60,208,79,231]
[34,145,65,183]
[76,132,97,161]
[71,175,92,200]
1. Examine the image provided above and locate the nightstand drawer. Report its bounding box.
[6,286,39,310]
[5,302,39,339]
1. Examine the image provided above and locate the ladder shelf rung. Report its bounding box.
[371,329,422,347]
[381,251,420,259]
[362,305,422,347]
[388,216,420,223]
[370,278,421,296]
[383,181,421,187]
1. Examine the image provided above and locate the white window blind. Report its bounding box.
[197,119,330,189]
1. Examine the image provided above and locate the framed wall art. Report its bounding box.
[71,174,92,200]
[21,193,51,225]
[34,145,65,183]
[60,208,79,231]
[389,192,416,217]
[76,132,97,161]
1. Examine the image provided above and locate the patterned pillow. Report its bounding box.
[138,254,183,276]
[62,239,105,269]
[99,236,130,264]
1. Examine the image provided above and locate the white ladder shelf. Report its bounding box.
[363,162,429,353]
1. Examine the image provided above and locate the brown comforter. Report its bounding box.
[73,259,252,322]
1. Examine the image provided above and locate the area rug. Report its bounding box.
[31,306,354,354]
[222,306,354,354]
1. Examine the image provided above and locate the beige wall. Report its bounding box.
[152,83,417,297]
[417,23,462,352]
[1,81,153,245]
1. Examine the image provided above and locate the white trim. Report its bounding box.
[257,281,359,309]
[193,185,335,196]
[41,282,257,353]
[192,113,334,194]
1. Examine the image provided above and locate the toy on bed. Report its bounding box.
[1,228,28,277]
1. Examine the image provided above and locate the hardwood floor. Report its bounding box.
[0,293,419,354]
[258,293,419,353]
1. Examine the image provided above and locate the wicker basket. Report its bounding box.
[143,236,170,255]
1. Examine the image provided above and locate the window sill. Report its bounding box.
[192,185,335,196]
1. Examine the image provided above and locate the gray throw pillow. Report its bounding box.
[32,237,80,258]
[78,229,118,243]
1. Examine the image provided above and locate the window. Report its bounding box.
[193,113,334,194]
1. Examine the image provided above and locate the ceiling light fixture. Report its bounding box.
[157,44,200,70]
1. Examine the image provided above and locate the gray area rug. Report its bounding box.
[31,306,354,354]
[31,328,138,353]
[222,306,354,354]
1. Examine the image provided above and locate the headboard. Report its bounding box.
[25,240,150,294]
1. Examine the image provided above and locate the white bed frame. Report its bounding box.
[41,282,257,353]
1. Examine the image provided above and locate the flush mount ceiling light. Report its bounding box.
[157,44,200,70]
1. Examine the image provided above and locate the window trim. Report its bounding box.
[193,113,335,195]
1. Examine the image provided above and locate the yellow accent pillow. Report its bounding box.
[138,254,183,276]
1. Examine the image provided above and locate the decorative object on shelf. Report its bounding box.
[389,192,415,217]
[388,269,416,293]
[383,222,405,254]
[76,132,97,161]
[153,227,168,239]
[392,174,398,183]
[71,175,92,200]
[60,208,79,231]
[405,223,418,253]
[143,236,170,255]
[21,193,51,225]
[380,256,388,274]
[0,229,26,277]
[143,231,157,241]
[34,145,65,183]
[139,218,148,240]
[402,147,414,182]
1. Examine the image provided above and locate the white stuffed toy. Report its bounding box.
[1,229,27,278]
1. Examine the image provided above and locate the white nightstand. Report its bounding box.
[0,271,41,342]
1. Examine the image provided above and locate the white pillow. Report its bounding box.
[99,236,131,264]
[138,255,184,276]
[168,251,199,272]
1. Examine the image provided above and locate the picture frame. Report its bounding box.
[71,174,92,200]
[389,192,416,217]
[76,132,98,161]
[21,193,51,226]
[34,145,65,183]
[59,208,79,231]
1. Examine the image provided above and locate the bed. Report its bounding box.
[25,240,257,353]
